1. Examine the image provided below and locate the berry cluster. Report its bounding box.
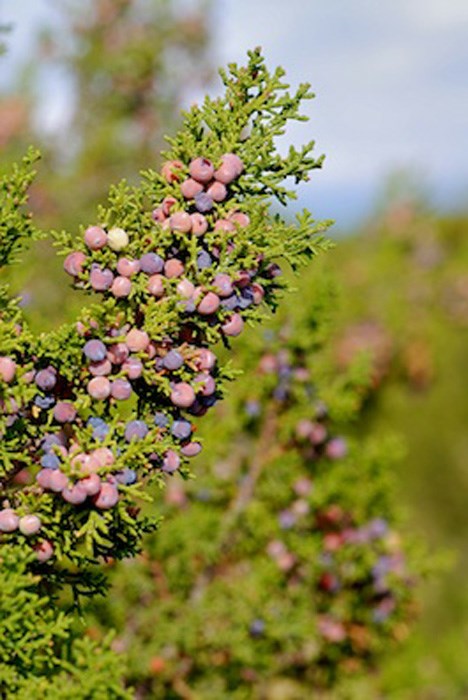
[0,51,329,581]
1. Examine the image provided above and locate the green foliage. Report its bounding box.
[0,544,130,698]
[90,269,423,698]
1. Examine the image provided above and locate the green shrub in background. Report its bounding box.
[89,268,424,699]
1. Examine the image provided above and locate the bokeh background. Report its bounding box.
[1,1,468,696]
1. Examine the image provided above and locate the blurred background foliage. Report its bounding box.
[1,1,468,697]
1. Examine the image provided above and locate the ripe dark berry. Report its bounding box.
[154,412,169,428]
[83,339,107,362]
[140,253,164,275]
[194,192,213,213]
[171,419,192,440]
[163,350,184,370]
[125,420,149,442]
[197,250,212,270]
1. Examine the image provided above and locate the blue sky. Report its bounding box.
[1,0,467,228]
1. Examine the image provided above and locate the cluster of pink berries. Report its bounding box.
[1,152,281,564]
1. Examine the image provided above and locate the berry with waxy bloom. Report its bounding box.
[190,213,208,236]
[194,191,213,213]
[180,441,202,457]
[180,178,203,199]
[162,449,180,473]
[161,196,177,216]
[116,468,137,485]
[126,329,150,352]
[213,273,233,297]
[63,483,88,505]
[177,279,195,298]
[214,153,244,183]
[53,402,77,423]
[198,292,220,315]
[18,514,41,536]
[214,219,235,233]
[163,350,184,370]
[111,378,132,401]
[189,157,214,183]
[125,420,149,442]
[89,358,112,376]
[154,412,169,428]
[91,447,114,469]
[228,210,250,227]
[84,225,107,250]
[111,276,132,298]
[170,211,192,234]
[107,343,129,365]
[63,251,86,277]
[197,250,212,270]
[84,339,107,362]
[221,313,244,337]
[0,508,19,532]
[325,437,348,460]
[170,382,196,408]
[94,483,119,509]
[34,540,54,562]
[122,357,143,379]
[171,419,192,440]
[81,474,102,496]
[0,357,16,383]
[164,258,184,278]
[147,274,165,297]
[48,470,69,493]
[195,348,217,371]
[140,252,164,274]
[194,373,216,396]
[117,257,140,277]
[206,180,227,202]
[88,376,111,400]
[36,469,53,489]
[107,227,129,251]
[251,282,265,304]
[161,159,184,183]
[90,266,114,291]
